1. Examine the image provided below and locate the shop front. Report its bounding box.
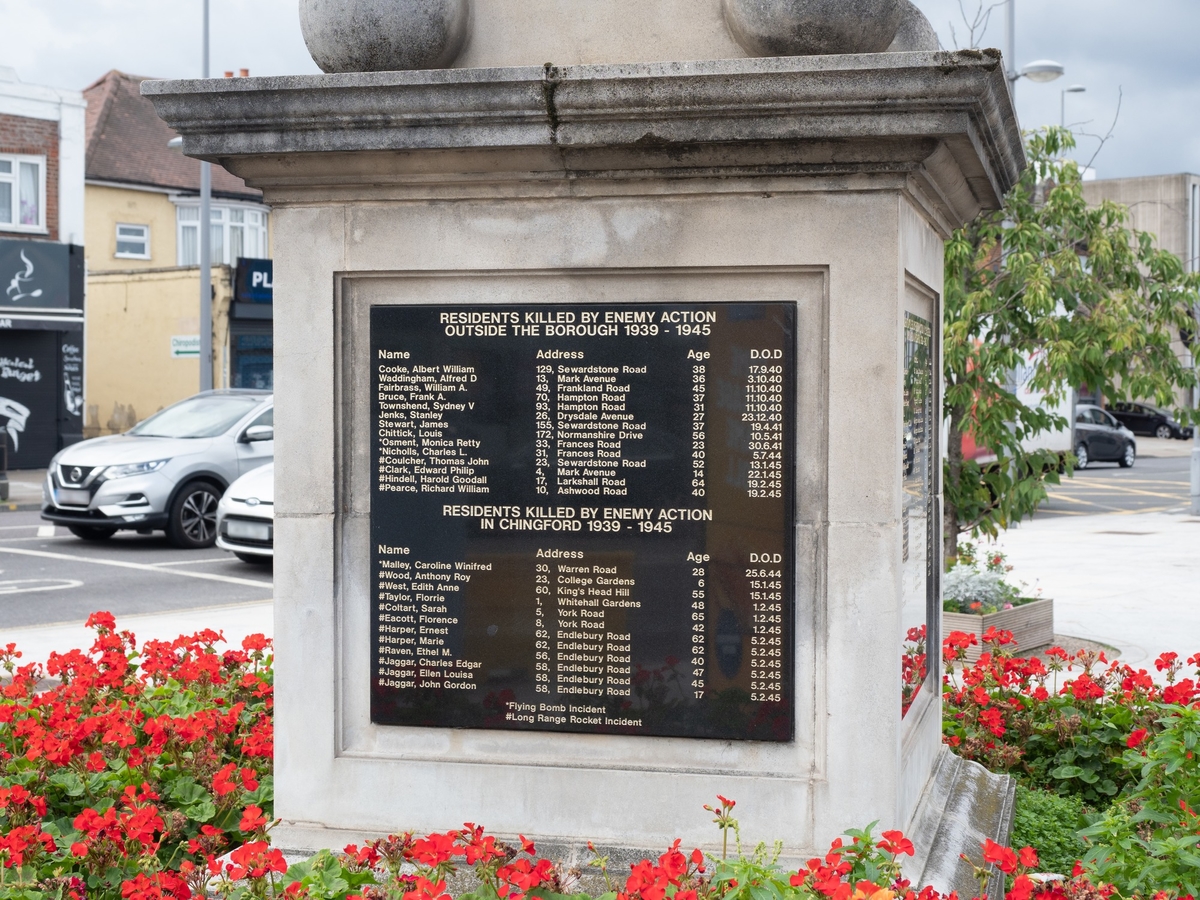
[230,257,272,389]
[0,238,85,469]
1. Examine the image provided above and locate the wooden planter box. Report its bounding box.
[943,598,1054,662]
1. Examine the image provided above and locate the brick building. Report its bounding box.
[0,65,86,469]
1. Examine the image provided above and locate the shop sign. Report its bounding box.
[171,335,201,358]
[1,239,70,309]
[235,258,273,303]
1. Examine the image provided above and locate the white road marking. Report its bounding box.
[0,546,273,588]
[0,578,82,595]
[36,525,55,537]
[0,535,75,543]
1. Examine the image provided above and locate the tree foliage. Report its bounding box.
[943,128,1200,563]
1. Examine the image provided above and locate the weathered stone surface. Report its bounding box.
[722,0,907,56]
[300,0,471,73]
[456,0,745,67]
[904,749,1016,900]
[144,51,1023,234]
[143,45,1026,861]
[888,1,940,52]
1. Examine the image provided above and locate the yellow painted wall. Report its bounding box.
[82,182,272,434]
[84,265,233,436]
[85,184,178,271]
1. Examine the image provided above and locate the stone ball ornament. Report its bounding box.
[300,0,472,73]
[722,0,909,56]
[887,1,940,52]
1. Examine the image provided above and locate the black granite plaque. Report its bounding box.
[370,302,795,741]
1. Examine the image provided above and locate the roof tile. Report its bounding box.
[83,70,260,200]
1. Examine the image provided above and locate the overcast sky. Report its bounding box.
[2,0,1196,180]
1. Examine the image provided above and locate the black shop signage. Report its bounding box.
[370,302,797,742]
[1,239,70,310]
[235,258,273,303]
[0,330,58,467]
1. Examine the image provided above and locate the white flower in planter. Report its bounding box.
[944,566,1009,613]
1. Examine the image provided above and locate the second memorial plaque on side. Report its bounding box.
[370,302,796,741]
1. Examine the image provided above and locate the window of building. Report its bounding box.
[175,203,268,266]
[115,223,150,259]
[0,154,46,232]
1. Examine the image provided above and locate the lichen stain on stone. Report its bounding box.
[541,63,562,146]
[630,132,694,163]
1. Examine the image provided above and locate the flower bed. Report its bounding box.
[943,547,1053,662]
[0,612,273,900]
[943,599,1054,663]
[1,613,1198,900]
[943,629,1200,896]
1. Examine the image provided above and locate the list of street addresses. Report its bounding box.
[371,302,795,741]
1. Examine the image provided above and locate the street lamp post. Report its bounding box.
[1005,2,1065,92]
[1191,182,1200,516]
[199,0,213,392]
[1061,84,1086,129]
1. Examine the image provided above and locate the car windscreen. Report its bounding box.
[128,395,264,438]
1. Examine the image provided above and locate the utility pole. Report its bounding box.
[1191,181,1200,516]
[199,0,213,392]
[1006,0,1017,85]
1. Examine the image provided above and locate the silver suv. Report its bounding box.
[42,390,273,548]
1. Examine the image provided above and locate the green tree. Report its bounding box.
[943,128,1200,564]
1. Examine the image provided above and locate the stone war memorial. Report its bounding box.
[147,0,1024,892]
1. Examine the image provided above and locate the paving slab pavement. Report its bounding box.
[1136,436,1196,458]
[4,598,273,668]
[990,510,1200,672]
[2,469,45,511]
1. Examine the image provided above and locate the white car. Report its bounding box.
[216,462,274,564]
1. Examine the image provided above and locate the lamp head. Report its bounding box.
[1065,84,1086,94]
[1021,60,1065,83]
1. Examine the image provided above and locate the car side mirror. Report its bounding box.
[242,425,274,443]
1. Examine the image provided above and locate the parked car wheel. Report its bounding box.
[1119,444,1136,468]
[167,481,222,549]
[1155,424,1172,439]
[1074,442,1089,470]
[67,525,117,541]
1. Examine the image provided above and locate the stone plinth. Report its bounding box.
[145,50,1022,865]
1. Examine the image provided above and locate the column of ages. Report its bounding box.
[689,552,709,698]
[691,361,706,498]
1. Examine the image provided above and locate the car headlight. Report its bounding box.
[102,459,171,480]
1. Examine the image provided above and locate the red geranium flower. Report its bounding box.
[239,805,268,832]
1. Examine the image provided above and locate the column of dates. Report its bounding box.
[534,562,551,694]
[692,361,707,498]
[747,560,784,702]
[534,365,552,495]
[690,555,708,698]
[745,362,785,499]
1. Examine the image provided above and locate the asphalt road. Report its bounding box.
[0,442,1190,630]
[1034,452,1193,519]
[0,509,272,630]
